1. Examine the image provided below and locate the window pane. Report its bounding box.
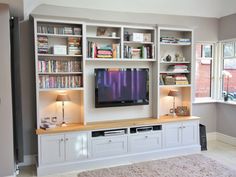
[195,59,212,97]
[223,43,234,58]
[223,59,236,100]
[203,45,212,58]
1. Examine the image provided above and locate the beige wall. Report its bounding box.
[0,4,15,177]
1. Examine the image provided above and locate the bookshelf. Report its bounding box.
[157,27,193,117]
[34,19,85,128]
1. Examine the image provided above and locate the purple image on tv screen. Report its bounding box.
[96,69,148,103]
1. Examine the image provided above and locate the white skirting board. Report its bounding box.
[207,132,236,146]
[37,145,201,176]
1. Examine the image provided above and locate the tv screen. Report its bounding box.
[95,68,149,108]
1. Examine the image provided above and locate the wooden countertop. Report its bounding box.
[36,115,200,135]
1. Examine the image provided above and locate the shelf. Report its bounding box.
[38,72,83,75]
[160,71,190,74]
[39,87,84,92]
[38,54,83,57]
[124,41,154,45]
[37,33,82,38]
[86,58,156,61]
[160,42,191,46]
[86,35,121,40]
[159,85,191,88]
[160,61,191,64]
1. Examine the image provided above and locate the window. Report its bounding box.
[195,43,214,98]
[222,42,236,101]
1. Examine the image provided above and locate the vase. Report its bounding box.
[224,94,229,101]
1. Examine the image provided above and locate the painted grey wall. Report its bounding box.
[216,103,236,137]
[193,103,217,133]
[0,3,15,176]
[20,5,219,156]
[219,13,236,41]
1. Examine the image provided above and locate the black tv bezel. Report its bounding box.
[94,68,149,108]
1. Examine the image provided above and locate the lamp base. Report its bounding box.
[61,122,67,127]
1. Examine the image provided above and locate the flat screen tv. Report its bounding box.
[95,68,149,108]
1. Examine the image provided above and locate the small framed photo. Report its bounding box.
[176,106,189,116]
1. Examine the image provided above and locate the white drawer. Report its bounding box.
[91,136,128,158]
[129,132,162,153]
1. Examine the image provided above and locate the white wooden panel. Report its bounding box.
[164,122,182,148]
[40,134,65,165]
[129,132,162,153]
[65,132,88,161]
[91,136,128,158]
[182,121,198,145]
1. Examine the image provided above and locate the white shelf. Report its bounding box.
[160,61,191,64]
[86,58,156,61]
[38,72,83,75]
[160,42,191,46]
[37,33,82,38]
[38,54,83,57]
[124,41,154,45]
[159,85,191,88]
[39,87,84,92]
[160,71,190,74]
[86,35,121,40]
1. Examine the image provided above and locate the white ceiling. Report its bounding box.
[1,0,236,19]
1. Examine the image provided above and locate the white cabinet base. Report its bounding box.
[37,144,200,176]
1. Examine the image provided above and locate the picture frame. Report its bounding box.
[176,106,189,116]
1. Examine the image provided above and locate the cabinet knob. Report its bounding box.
[145,136,148,139]
[182,126,186,129]
[65,138,69,141]
[108,140,112,143]
[60,138,64,142]
[179,126,182,129]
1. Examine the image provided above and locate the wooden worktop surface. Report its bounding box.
[36,115,200,135]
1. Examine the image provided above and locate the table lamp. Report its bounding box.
[56,93,71,127]
[168,90,179,117]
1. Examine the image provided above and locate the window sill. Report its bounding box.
[216,100,236,106]
[193,99,218,104]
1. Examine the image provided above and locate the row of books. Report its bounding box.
[160,37,191,44]
[68,37,82,55]
[167,64,189,72]
[160,74,189,85]
[37,25,82,35]
[87,42,120,58]
[38,36,49,54]
[39,75,83,89]
[38,60,81,73]
[123,45,154,59]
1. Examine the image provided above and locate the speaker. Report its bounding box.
[199,124,207,151]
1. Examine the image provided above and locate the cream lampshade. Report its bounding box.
[168,90,179,117]
[56,93,71,127]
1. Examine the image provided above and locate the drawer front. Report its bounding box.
[129,132,162,153]
[91,136,128,158]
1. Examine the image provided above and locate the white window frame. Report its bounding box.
[219,40,236,101]
[194,42,217,102]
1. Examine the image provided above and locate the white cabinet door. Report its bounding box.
[65,132,88,161]
[129,132,162,153]
[182,121,198,146]
[92,136,128,158]
[40,134,65,165]
[164,122,182,148]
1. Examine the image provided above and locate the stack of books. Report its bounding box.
[39,75,83,89]
[96,45,113,58]
[167,64,189,72]
[37,25,82,35]
[112,44,120,58]
[160,36,191,45]
[160,37,176,43]
[124,45,154,59]
[38,36,49,54]
[68,37,82,55]
[38,60,81,73]
[174,74,189,85]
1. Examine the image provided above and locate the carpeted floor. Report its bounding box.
[78,154,236,177]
